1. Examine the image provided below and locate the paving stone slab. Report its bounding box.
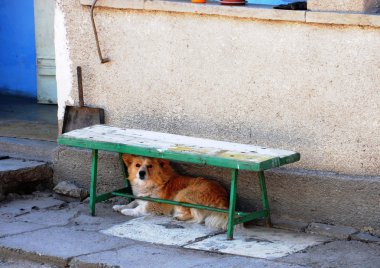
[71,213,128,232]
[72,243,304,268]
[0,159,46,172]
[72,244,222,268]
[0,257,57,268]
[0,136,57,162]
[0,197,65,217]
[66,201,131,231]
[0,159,53,196]
[306,222,358,239]
[185,226,330,259]
[0,247,67,267]
[0,226,135,261]
[15,207,79,227]
[101,215,219,246]
[192,255,306,268]
[0,220,46,238]
[350,232,380,243]
[279,240,380,268]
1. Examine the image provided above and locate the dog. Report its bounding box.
[113,154,229,230]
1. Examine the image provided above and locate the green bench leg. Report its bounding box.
[227,169,238,240]
[90,149,98,216]
[118,153,134,203]
[258,171,272,227]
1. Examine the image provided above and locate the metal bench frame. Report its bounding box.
[58,125,300,240]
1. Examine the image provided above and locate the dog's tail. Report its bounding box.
[205,212,229,230]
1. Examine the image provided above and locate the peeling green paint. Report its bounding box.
[169,145,211,155]
[217,151,273,163]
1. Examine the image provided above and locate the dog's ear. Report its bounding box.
[122,154,134,166]
[158,158,170,168]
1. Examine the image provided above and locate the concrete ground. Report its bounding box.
[0,94,58,142]
[0,192,379,268]
[0,94,57,125]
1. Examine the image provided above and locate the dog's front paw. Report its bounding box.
[113,205,127,212]
[120,208,140,217]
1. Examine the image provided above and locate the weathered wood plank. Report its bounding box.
[58,125,300,171]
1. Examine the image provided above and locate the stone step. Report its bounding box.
[0,137,57,163]
[0,158,53,199]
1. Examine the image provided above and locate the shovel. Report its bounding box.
[62,66,105,133]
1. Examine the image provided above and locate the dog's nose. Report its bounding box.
[139,170,146,179]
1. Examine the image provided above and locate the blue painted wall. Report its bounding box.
[0,0,37,98]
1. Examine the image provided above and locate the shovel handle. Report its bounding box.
[77,66,84,107]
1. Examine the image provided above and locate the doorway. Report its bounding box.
[0,0,57,142]
[34,0,57,104]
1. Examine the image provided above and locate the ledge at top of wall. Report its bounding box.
[80,0,380,28]
[308,0,379,13]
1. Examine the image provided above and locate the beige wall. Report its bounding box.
[56,0,380,177]
[308,0,379,12]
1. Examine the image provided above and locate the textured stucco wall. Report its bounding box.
[54,0,380,232]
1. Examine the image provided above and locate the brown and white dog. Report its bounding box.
[113,154,229,230]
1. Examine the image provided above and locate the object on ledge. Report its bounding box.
[192,0,206,3]
[220,0,246,6]
[273,1,307,10]
[91,0,110,63]
[62,66,105,134]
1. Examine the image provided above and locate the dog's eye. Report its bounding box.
[147,164,153,169]
[136,164,141,167]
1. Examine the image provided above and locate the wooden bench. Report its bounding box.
[58,125,300,239]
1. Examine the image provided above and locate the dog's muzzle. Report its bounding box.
[139,170,146,180]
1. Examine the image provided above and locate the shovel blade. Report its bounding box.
[62,106,105,133]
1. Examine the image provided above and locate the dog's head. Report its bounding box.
[122,154,174,189]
